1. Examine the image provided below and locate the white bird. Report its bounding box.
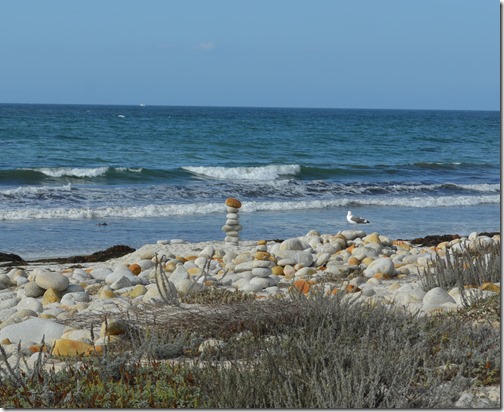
[347,210,370,225]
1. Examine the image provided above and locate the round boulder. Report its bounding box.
[35,271,69,292]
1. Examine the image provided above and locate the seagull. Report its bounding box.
[347,210,370,225]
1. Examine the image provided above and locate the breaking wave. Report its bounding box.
[182,164,301,180]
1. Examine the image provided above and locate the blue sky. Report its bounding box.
[0,0,499,110]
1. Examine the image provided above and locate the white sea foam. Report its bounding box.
[0,183,73,196]
[0,195,498,221]
[116,167,144,173]
[32,167,109,178]
[182,164,301,180]
[456,183,500,192]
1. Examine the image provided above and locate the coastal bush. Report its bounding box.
[420,240,500,306]
[190,294,486,408]
[0,292,499,407]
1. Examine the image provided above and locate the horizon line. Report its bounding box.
[0,101,499,112]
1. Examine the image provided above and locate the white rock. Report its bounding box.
[279,238,306,251]
[16,277,29,286]
[363,257,395,278]
[90,267,113,281]
[249,277,274,289]
[110,276,133,290]
[422,287,456,306]
[137,259,155,271]
[251,268,272,278]
[0,295,20,310]
[60,329,93,344]
[394,284,426,303]
[252,260,272,268]
[314,252,331,267]
[0,317,66,345]
[16,297,43,314]
[0,308,18,321]
[60,292,90,306]
[234,261,255,273]
[169,265,189,282]
[170,239,186,244]
[35,270,69,292]
[194,256,208,268]
[105,266,139,285]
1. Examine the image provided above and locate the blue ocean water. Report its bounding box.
[0,104,500,259]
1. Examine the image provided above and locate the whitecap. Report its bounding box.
[32,167,109,178]
[182,164,301,181]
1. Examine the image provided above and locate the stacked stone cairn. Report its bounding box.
[222,197,242,246]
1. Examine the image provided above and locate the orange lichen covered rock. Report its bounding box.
[373,273,392,281]
[128,263,142,276]
[225,197,242,208]
[293,280,311,294]
[345,284,361,294]
[28,344,48,354]
[348,256,360,266]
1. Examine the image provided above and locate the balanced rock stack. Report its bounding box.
[222,197,242,246]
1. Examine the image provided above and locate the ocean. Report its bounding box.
[0,104,500,260]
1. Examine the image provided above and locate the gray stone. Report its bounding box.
[24,281,45,298]
[0,274,12,290]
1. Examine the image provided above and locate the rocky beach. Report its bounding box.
[0,195,500,407]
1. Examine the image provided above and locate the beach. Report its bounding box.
[0,221,500,407]
[0,223,499,343]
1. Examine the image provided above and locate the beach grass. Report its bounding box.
[0,287,499,408]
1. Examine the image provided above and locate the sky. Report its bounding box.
[0,0,500,110]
